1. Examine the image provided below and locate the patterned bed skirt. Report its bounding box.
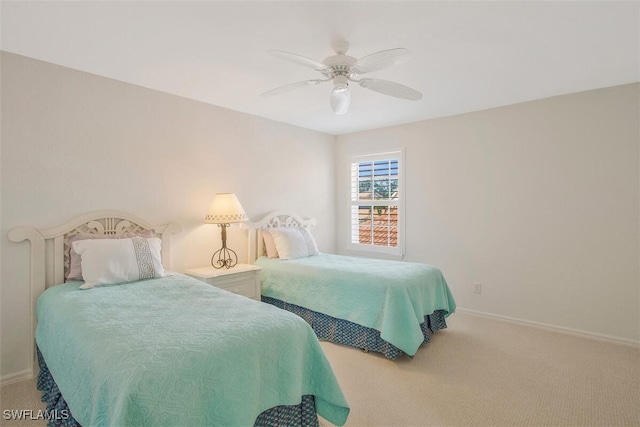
[262,296,448,360]
[36,346,319,427]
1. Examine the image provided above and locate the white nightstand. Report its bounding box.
[185,264,262,301]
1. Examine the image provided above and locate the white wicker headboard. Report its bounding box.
[7,210,182,374]
[248,211,316,263]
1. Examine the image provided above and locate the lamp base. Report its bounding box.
[211,246,238,269]
[211,223,238,269]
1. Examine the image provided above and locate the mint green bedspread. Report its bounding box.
[256,254,456,356]
[36,274,349,426]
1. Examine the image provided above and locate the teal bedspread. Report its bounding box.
[256,254,456,356]
[35,274,349,427]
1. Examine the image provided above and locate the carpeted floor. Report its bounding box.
[317,312,640,426]
[2,311,639,426]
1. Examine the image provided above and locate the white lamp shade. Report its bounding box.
[204,193,248,224]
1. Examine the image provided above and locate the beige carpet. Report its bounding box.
[2,311,639,426]
[318,312,640,426]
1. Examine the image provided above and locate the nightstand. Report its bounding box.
[185,264,262,301]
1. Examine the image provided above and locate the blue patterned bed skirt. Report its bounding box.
[36,346,319,427]
[262,296,448,360]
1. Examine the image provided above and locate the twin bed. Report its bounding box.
[9,211,349,427]
[250,212,456,360]
[10,209,455,426]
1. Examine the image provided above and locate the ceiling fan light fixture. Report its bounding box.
[333,75,349,93]
[330,86,350,115]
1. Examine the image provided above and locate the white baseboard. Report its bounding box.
[455,307,640,348]
[0,368,34,387]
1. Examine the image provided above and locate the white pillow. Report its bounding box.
[299,227,320,256]
[262,228,279,258]
[72,237,166,289]
[268,227,319,260]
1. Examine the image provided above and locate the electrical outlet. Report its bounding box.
[474,283,482,294]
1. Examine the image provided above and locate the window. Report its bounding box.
[349,150,403,257]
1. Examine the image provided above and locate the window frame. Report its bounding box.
[348,149,405,258]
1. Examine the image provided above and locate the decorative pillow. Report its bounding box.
[72,237,166,289]
[299,227,320,256]
[262,228,279,258]
[67,231,155,281]
[268,227,319,260]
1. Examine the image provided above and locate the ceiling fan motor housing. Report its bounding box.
[322,54,358,79]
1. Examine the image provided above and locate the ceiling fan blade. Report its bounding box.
[261,79,326,97]
[357,78,422,101]
[268,50,330,72]
[352,48,412,74]
[330,87,351,115]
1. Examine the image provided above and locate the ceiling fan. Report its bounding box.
[261,41,423,115]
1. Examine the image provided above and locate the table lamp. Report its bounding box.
[204,193,248,269]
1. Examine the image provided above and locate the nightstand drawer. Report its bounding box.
[185,264,262,301]
[219,281,258,299]
[206,272,255,287]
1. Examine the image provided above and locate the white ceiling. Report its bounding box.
[2,1,638,135]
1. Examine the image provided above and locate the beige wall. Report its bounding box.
[1,50,638,382]
[0,52,336,380]
[337,83,639,343]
